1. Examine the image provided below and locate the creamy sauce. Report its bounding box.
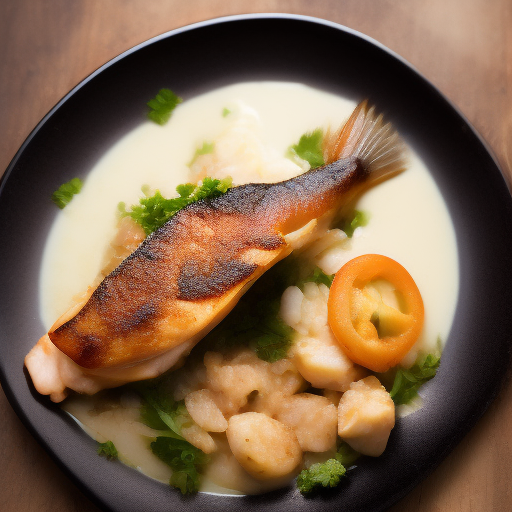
[39,82,459,494]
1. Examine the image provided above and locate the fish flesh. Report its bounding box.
[25,101,406,402]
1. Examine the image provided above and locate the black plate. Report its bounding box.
[1,14,512,512]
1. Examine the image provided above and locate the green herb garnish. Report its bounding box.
[135,381,209,494]
[389,351,441,405]
[120,176,232,235]
[188,141,215,166]
[222,107,231,117]
[203,255,307,362]
[288,129,325,168]
[335,440,360,467]
[253,302,295,362]
[147,88,182,125]
[297,440,359,495]
[51,177,82,209]
[97,440,118,460]
[136,381,194,438]
[207,293,294,363]
[150,437,210,494]
[342,210,370,238]
[298,267,334,288]
[297,458,346,495]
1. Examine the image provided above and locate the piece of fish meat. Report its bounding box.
[25,101,406,402]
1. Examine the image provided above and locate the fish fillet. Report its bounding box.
[25,101,406,402]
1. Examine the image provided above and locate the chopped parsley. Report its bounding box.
[389,351,441,405]
[253,301,295,362]
[136,380,194,437]
[51,177,82,209]
[297,440,358,495]
[135,380,209,494]
[97,440,118,460]
[188,141,215,166]
[288,129,325,169]
[150,437,210,494]
[341,210,370,238]
[222,107,231,117]
[297,458,346,495]
[297,267,334,288]
[147,88,182,125]
[120,176,232,235]
[335,440,360,467]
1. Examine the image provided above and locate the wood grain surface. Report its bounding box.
[1,1,511,511]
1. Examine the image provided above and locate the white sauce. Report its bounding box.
[39,82,459,493]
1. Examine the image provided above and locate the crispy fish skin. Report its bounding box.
[27,100,406,400]
[48,158,365,369]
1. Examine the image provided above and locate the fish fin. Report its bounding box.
[324,100,407,182]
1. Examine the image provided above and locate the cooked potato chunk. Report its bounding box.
[338,376,395,456]
[226,412,302,480]
[281,280,366,392]
[204,349,305,417]
[185,389,228,432]
[204,351,264,415]
[292,330,367,391]
[204,435,295,495]
[276,393,337,452]
[180,423,217,454]
[280,282,329,336]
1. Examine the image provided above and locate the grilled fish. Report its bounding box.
[25,101,406,402]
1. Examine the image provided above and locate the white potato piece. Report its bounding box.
[338,376,395,456]
[276,393,338,452]
[181,424,217,454]
[204,436,295,495]
[226,412,302,480]
[280,282,329,336]
[203,349,305,417]
[281,280,366,392]
[205,352,265,415]
[280,286,304,327]
[250,358,307,417]
[268,358,306,397]
[292,329,367,391]
[185,389,228,432]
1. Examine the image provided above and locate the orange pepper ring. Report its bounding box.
[327,254,424,373]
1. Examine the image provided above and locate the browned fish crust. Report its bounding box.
[49,157,367,369]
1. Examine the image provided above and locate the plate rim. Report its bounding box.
[1,12,511,512]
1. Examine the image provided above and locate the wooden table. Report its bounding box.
[1,1,511,511]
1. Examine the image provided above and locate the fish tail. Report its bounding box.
[323,100,407,182]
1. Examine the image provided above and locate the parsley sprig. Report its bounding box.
[288,129,325,169]
[297,267,334,288]
[188,141,215,166]
[151,437,210,495]
[135,380,210,494]
[341,210,370,238]
[147,88,182,125]
[297,440,359,495]
[297,458,346,495]
[51,177,83,209]
[119,177,232,235]
[388,351,441,405]
[97,440,118,460]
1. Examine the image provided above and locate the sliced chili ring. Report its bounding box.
[327,254,424,372]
